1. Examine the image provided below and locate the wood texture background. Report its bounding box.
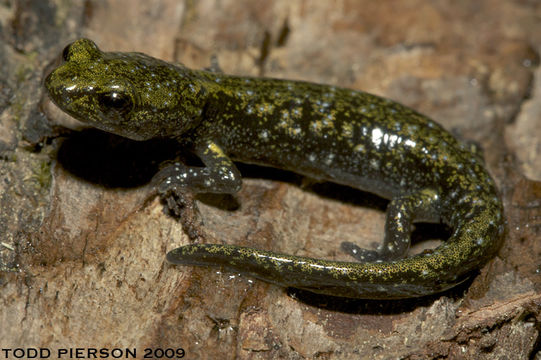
[0,1,540,358]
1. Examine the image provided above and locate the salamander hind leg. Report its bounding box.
[341,188,442,262]
[340,242,382,262]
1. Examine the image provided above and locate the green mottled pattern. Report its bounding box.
[46,39,504,299]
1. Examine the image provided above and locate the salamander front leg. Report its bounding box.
[341,188,441,262]
[153,139,242,240]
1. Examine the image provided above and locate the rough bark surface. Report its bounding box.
[1,1,540,359]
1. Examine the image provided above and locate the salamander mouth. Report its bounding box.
[81,118,147,141]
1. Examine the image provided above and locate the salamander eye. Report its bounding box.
[98,91,133,116]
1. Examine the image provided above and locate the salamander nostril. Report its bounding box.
[62,44,71,62]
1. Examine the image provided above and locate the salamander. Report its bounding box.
[45,39,504,299]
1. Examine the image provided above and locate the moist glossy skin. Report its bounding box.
[45,39,504,299]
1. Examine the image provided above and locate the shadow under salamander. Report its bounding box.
[287,275,475,314]
[56,128,178,188]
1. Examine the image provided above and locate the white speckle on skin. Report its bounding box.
[324,153,335,165]
[404,139,416,148]
[259,130,269,140]
[371,128,384,148]
[354,144,365,152]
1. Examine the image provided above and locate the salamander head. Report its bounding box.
[45,39,207,140]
